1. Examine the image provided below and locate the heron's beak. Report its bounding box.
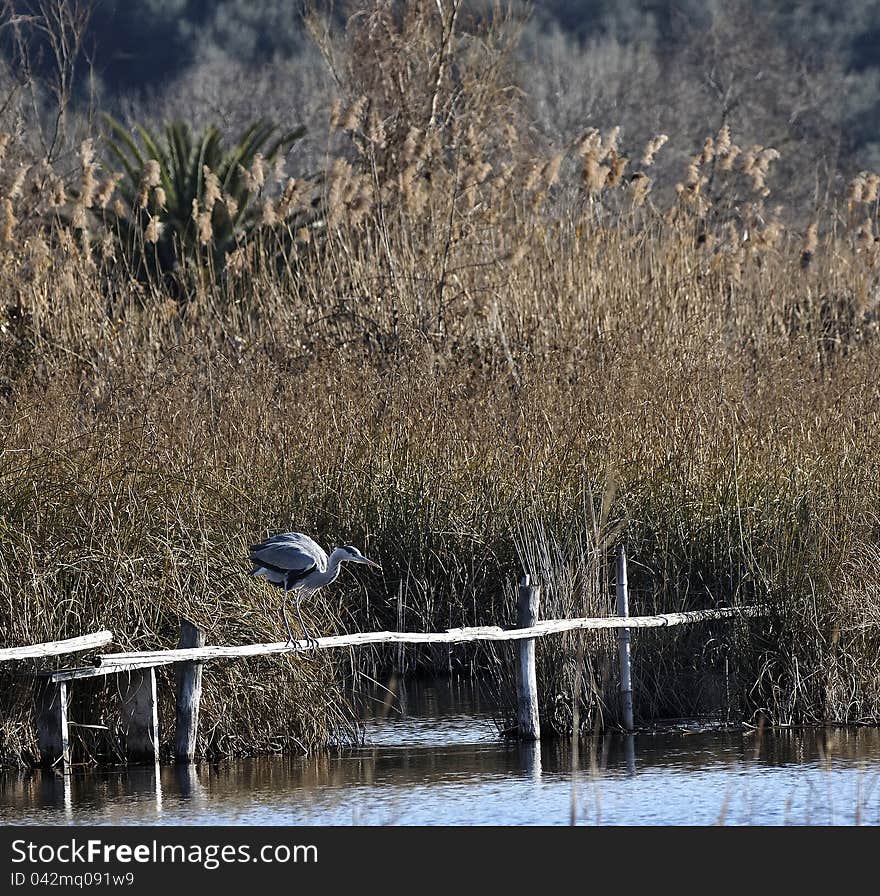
[362,557,382,569]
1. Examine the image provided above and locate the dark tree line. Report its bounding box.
[5,0,880,177]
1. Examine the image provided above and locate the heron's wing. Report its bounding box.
[248,532,328,573]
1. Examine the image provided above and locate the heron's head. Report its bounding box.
[341,545,382,569]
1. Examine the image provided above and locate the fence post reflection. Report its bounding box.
[624,734,636,777]
[518,740,542,783]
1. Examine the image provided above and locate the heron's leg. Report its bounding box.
[294,592,319,651]
[281,578,296,646]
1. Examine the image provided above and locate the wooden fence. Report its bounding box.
[2,549,764,767]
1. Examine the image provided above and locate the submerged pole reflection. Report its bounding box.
[624,733,636,777]
[518,740,542,783]
[38,769,71,820]
[172,762,204,802]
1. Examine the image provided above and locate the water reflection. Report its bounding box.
[174,763,202,801]
[624,734,636,777]
[1,679,879,825]
[518,742,542,783]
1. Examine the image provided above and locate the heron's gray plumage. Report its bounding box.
[249,532,327,587]
[248,531,380,646]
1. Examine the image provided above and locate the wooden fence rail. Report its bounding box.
[4,560,768,769]
[93,605,763,669]
[0,631,113,663]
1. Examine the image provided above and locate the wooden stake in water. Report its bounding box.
[174,618,205,763]
[121,668,160,763]
[616,545,635,732]
[516,575,541,740]
[36,679,69,767]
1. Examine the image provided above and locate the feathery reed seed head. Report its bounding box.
[8,166,27,201]
[79,139,98,209]
[802,220,819,267]
[640,134,668,167]
[715,124,732,158]
[249,154,266,192]
[95,172,123,210]
[0,198,16,245]
[329,98,343,131]
[607,152,629,188]
[600,126,621,160]
[403,127,422,163]
[143,159,161,188]
[700,137,715,166]
[341,96,368,132]
[629,172,651,206]
[576,129,601,158]
[261,198,277,227]
[203,166,221,212]
[848,173,867,205]
[144,215,161,244]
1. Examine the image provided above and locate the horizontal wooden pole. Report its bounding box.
[95,606,765,669]
[0,631,113,663]
[36,662,165,683]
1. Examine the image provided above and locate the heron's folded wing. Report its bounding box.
[248,532,327,573]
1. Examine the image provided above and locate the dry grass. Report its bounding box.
[3,1,880,763]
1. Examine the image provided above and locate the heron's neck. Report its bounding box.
[312,549,347,587]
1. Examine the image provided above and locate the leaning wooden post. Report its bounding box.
[36,679,69,767]
[616,544,635,732]
[174,618,205,763]
[516,575,541,740]
[121,668,160,763]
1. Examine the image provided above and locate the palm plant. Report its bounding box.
[103,115,307,285]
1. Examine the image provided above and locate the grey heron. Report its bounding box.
[248,532,380,648]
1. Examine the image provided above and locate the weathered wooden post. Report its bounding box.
[174,618,205,763]
[616,544,635,732]
[120,668,160,763]
[36,679,69,767]
[516,575,541,740]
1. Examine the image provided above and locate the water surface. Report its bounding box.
[2,679,878,825]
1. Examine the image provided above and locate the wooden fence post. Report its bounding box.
[616,544,635,732]
[121,668,160,763]
[516,575,541,740]
[174,618,205,763]
[36,679,69,767]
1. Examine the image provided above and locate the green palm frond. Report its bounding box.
[102,114,307,290]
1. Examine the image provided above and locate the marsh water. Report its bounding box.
[2,678,879,825]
